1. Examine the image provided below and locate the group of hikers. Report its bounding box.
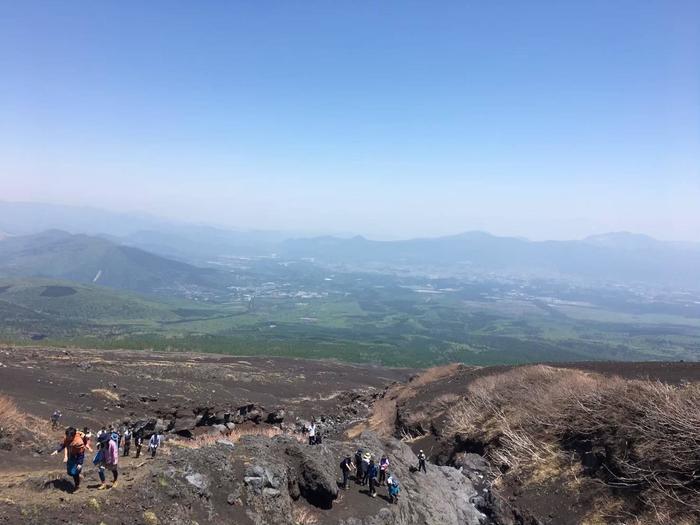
[50,414,163,492]
[52,411,427,503]
[307,419,433,505]
[338,447,428,504]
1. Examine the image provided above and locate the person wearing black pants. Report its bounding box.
[354,450,363,484]
[367,459,379,497]
[123,428,132,456]
[417,450,427,473]
[340,457,354,489]
[134,431,143,458]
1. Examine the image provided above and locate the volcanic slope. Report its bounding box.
[2,346,699,524]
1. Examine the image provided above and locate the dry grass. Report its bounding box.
[173,424,304,449]
[447,365,700,522]
[0,395,52,445]
[292,505,320,525]
[580,496,627,525]
[142,510,159,525]
[0,395,22,433]
[90,388,120,402]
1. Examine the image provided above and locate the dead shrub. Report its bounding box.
[0,395,23,434]
[447,365,700,520]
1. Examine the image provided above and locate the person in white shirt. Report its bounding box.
[307,421,317,445]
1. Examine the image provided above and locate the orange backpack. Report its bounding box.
[65,431,86,457]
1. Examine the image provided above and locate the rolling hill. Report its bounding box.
[0,230,232,296]
[0,277,227,340]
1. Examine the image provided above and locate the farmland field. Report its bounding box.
[2,265,699,367]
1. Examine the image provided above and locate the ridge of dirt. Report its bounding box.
[345,363,467,438]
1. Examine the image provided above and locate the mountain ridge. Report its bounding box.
[0,229,230,296]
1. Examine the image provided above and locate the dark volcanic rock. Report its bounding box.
[173,417,198,437]
[284,442,338,509]
[266,409,285,424]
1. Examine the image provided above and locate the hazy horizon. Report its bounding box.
[2,199,699,244]
[1,2,699,241]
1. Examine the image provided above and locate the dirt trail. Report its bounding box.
[0,450,159,517]
[345,363,466,438]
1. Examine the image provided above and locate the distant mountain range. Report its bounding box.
[1,201,699,290]
[0,201,308,262]
[281,231,700,288]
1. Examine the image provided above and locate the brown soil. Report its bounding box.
[3,344,699,525]
[0,345,412,440]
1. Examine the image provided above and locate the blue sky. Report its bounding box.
[1,1,698,240]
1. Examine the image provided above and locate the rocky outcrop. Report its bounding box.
[233,431,487,525]
[283,440,339,508]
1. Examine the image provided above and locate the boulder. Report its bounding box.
[244,475,264,494]
[453,452,490,473]
[284,442,338,509]
[154,418,168,434]
[185,473,208,491]
[246,409,263,424]
[211,424,227,434]
[173,417,198,437]
[266,409,285,424]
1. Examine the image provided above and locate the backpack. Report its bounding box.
[389,481,400,495]
[67,431,86,457]
[92,449,104,466]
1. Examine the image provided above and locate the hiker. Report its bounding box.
[148,432,161,458]
[417,449,427,473]
[50,409,62,430]
[123,427,132,456]
[95,431,119,489]
[109,426,121,448]
[386,473,400,504]
[96,426,107,439]
[360,450,371,485]
[51,427,86,492]
[307,421,316,446]
[339,456,355,490]
[354,449,363,483]
[378,455,389,484]
[367,459,379,498]
[133,429,143,458]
